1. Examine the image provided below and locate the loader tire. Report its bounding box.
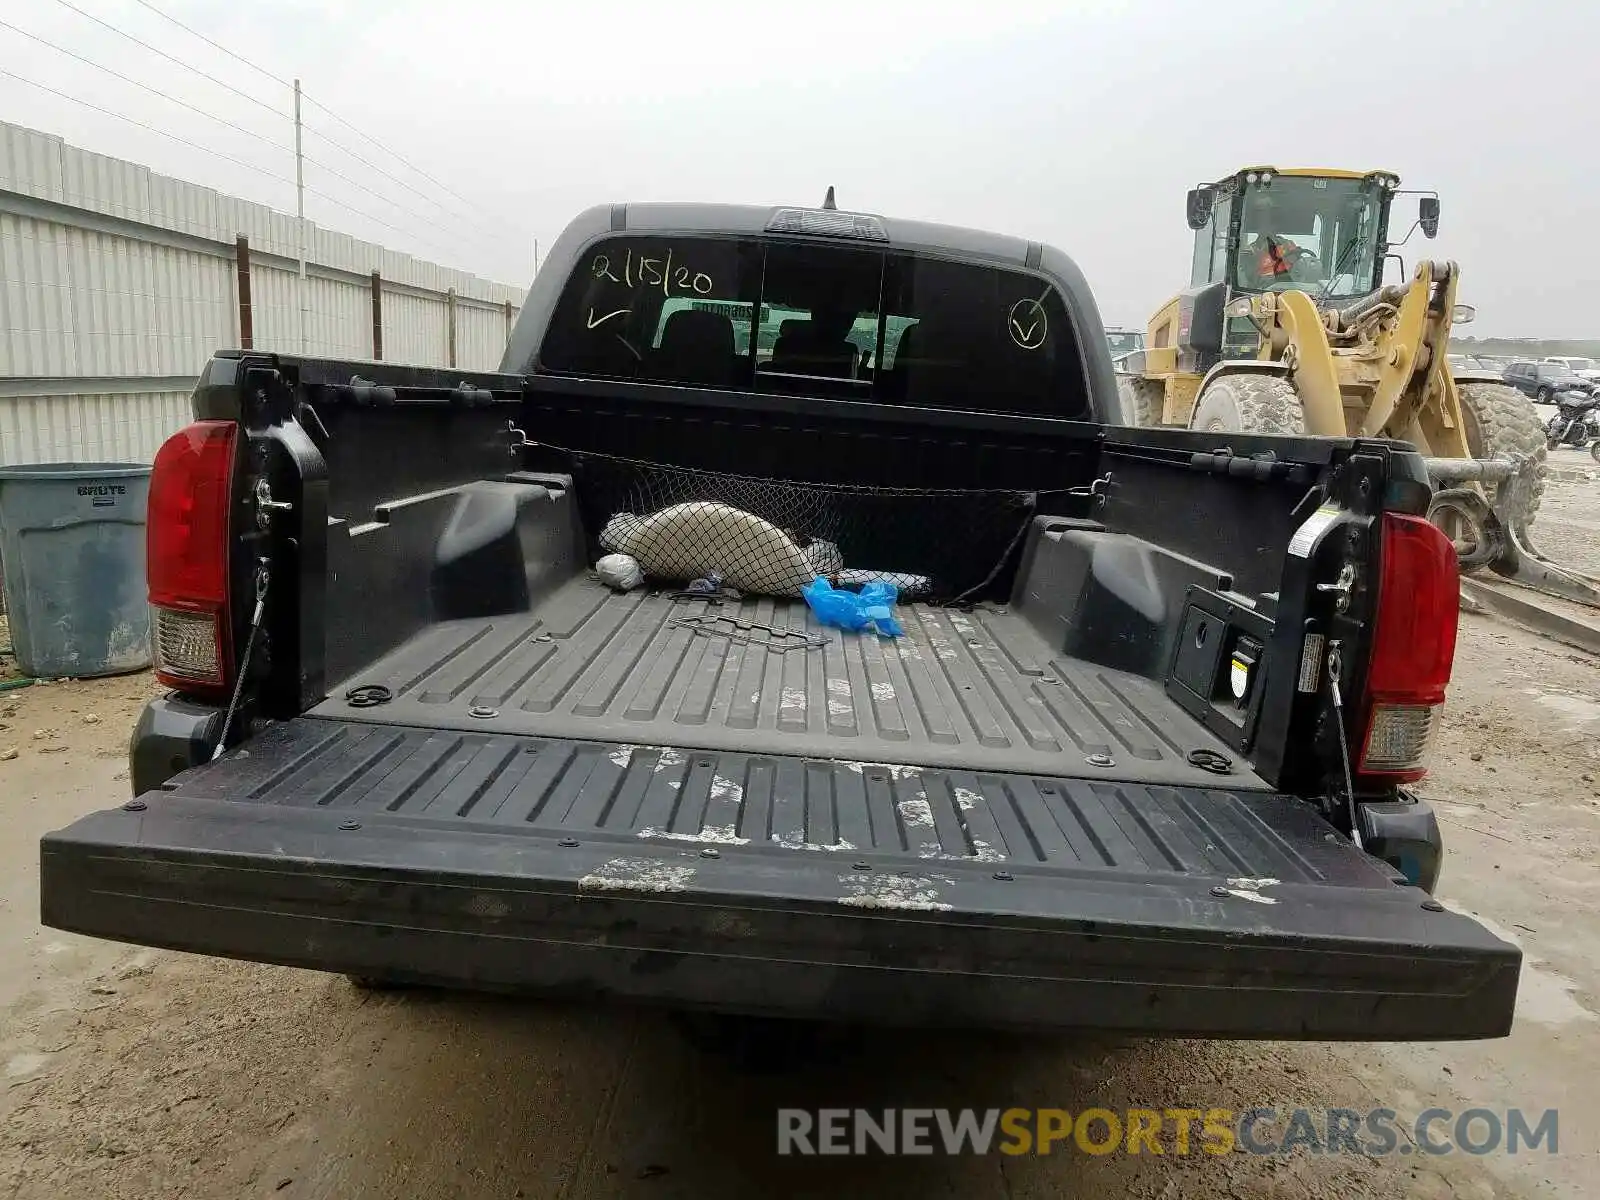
[1188,374,1306,436]
[1116,376,1167,427]
[1456,382,1546,532]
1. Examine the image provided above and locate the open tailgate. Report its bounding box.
[41,717,1519,1040]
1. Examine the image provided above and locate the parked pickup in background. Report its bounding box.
[39,200,1519,1042]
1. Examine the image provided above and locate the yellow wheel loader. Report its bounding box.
[1118,165,1599,605]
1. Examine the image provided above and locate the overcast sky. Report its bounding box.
[1,0,1591,337]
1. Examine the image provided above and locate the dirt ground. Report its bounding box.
[1535,447,1600,576]
[3,496,1599,1198]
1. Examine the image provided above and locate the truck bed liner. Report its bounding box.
[149,719,1312,874]
[313,577,1264,791]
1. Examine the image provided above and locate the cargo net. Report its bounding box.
[568,450,1040,606]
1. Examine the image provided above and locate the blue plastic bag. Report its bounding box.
[803,577,904,638]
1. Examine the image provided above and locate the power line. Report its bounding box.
[125,0,518,231]
[127,0,291,88]
[0,65,488,267]
[0,64,290,188]
[301,184,477,265]
[297,93,505,228]
[49,0,289,124]
[0,18,502,255]
[298,122,504,242]
[0,17,283,154]
[50,0,508,241]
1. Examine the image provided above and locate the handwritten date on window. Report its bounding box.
[586,249,714,331]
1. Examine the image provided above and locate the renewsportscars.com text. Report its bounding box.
[776,1107,1559,1157]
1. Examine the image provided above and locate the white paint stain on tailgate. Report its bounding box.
[839,872,954,911]
[578,857,697,893]
[1220,877,1280,904]
[772,829,857,851]
[638,824,749,846]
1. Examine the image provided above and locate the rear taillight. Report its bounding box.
[1359,513,1459,781]
[147,421,238,695]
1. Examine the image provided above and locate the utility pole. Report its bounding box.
[294,77,308,353]
[533,237,540,277]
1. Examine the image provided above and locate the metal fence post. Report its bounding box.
[370,271,383,361]
[234,235,253,349]
[447,287,458,369]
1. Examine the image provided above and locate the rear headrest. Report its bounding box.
[769,319,859,379]
[659,309,734,355]
[654,308,735,386]
[890,323,918,364]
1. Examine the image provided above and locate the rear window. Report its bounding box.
[536,235,1089,419]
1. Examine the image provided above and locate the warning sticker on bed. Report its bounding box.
[1287,505,1341,558]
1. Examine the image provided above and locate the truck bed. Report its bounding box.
[312,575,1266,792]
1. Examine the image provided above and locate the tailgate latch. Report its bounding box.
[253,477,294,528]
[1315,562,1356,613]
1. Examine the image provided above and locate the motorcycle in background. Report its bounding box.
[1543,391,1600,456]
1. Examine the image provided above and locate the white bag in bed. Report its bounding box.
[599,502,817,597]
[595,552,645,592]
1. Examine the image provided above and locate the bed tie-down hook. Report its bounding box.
[505,420,539,457]
[1069,473,1112,507]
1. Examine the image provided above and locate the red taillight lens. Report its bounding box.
[147,421,237,694]
[1359,513,1460,781]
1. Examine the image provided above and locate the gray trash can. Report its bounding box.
[0,462,153,679]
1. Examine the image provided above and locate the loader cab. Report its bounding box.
[1184,168,1398,358]
[1105,328,1145,356]
[1188,168,1395,299]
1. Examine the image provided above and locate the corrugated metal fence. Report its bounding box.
[0,119,524,467]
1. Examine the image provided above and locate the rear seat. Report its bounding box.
[877,323,919,402]
[651,309,736,387]
[768,320,859,379]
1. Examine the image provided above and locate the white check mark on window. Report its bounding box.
[586,307,630,329]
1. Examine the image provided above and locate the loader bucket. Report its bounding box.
[1425,456,1600,609]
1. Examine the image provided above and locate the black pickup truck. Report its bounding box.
[41,201,1519,1041]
